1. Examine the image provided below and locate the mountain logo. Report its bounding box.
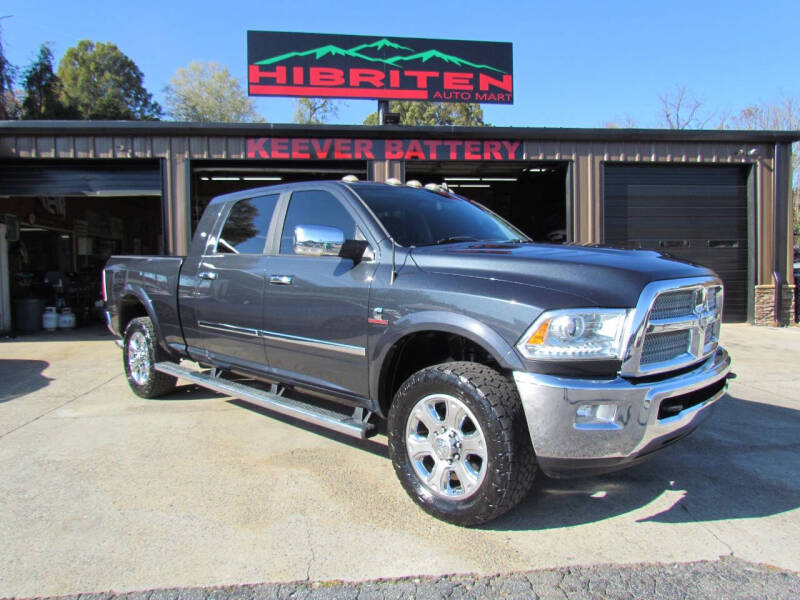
[255,37,506,74]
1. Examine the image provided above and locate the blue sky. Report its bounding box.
[2,0,798,127]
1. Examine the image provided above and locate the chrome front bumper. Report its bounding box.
[513,347,731,478]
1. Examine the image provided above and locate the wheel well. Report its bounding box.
[119,295,148,335]
[378,331,504,417]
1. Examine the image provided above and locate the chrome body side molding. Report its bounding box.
[198,320,366,356]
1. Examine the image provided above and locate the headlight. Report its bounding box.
[516,309,630,360]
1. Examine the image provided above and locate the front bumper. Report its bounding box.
[513,347,731,478]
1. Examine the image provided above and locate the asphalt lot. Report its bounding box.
[1,324,799,598]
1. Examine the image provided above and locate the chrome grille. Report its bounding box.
[650,290,696,320]
[621,278,724,377]
[641,330,691,365]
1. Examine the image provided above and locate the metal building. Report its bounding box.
[0,121,796,331]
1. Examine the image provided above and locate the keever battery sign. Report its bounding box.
[246,138,523,161]
[247,31,513,104]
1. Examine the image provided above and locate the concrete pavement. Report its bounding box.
[1,324,799,597]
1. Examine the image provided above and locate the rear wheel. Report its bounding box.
[387,361,536,526]
[123,317,177,398]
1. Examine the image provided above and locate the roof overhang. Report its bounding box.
[1,120,798,144]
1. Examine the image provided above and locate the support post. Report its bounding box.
[377,100,389,125]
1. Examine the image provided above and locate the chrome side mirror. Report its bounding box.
[293,225,345,256]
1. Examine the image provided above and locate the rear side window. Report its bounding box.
[280,190,356,254]
[216,195,279,254]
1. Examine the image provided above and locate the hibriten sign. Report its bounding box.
[247,31,514,104]
[246,138,523,161]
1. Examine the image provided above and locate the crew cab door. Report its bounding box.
[262,188,377,400]
[180,193,280,370]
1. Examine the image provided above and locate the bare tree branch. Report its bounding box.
[659,85,709,129]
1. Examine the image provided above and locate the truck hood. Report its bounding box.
[409,242,714,307]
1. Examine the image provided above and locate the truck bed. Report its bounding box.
[103,255,186,355]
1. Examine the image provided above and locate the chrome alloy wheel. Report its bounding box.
[127,331,150,386]
[405,393,488,500]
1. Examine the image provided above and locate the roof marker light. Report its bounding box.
[342,175,359,183]
[406,180,423,188]
[385,178,402,186]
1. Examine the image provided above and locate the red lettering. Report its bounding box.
[483,141,502,160]
[349,69,384,88]
[389,70,400,88]
[443,140,461,160]
[464,140,481,160]
[248,65,287,84]
[309,67,345,86]
[404,71,438,89]
[385,140,404,160]
[502,141,521,159]
[292,138,310,159]
[292,66,304,85]
[444,72,473,90]
[423,140,440,159]
[272,138,289,159]
[404,140,425,160]
[479,73,513,92]
[354,139,374,159]
[311,138,332,158]
[334,139,352,159]
[247,138,269,159]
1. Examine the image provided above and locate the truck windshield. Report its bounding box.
[351,185,529,247]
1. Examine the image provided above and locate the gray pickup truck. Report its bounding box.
[103,178,731,525]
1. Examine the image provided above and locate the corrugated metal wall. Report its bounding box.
[0,131,790,320]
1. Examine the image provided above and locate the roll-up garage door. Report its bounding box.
[0,161,161,197]
[604,164,748,322]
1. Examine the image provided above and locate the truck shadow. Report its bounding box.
[228,398,389,458]
[489,393,800,530]
[0,359,53,403]
[157,384,228,401]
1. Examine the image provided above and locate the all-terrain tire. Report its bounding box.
[387,361,536,526]
[123,316,177,398]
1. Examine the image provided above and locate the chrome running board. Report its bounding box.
[154,362,374,439]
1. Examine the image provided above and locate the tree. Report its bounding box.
[164,61,263,122]
[727,96,800,234]
[0,17,18,119]
[603,115,639,129]
[293,97,338,124]
[21,44,72,119]
[658,85,717,130]
[57,40,161,120]
[363,101,487,126]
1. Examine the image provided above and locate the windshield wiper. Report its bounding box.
[432,235,479,246]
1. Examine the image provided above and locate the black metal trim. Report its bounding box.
[1,120,798,143]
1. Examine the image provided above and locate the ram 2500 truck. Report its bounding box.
[104,179,731,525]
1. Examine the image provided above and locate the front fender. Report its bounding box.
[368,310,526,405]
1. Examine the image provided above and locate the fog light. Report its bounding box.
[575,403,618,429]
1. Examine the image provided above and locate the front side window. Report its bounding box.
[280,190,356,254]
[216,194,279,254]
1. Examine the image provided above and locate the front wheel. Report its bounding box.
[387,362,536,526]
[123,316,177,398]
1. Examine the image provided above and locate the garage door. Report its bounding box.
[0,161,161,197]
[604,164,748,322]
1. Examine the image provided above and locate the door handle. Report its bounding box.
[269,275,293,285]
[198,271,218,280]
